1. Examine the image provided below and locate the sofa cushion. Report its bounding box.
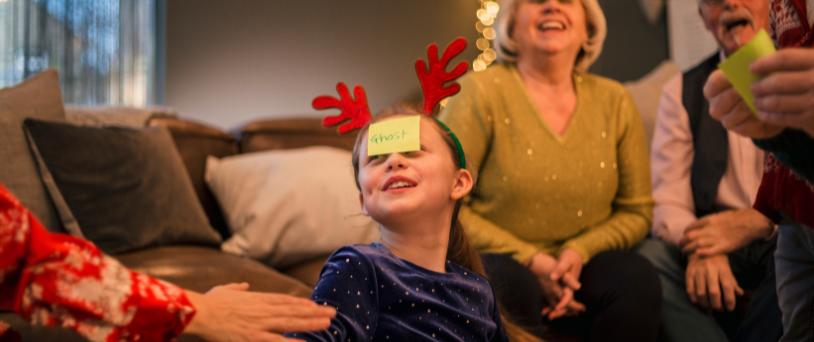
[115,246,312,296]
[206,147,379,269]
[66,105,177,127]
[23,119,222,254]
[0,69,65,231]
[0,313,87,342]
[239,117,356,153]
[148,117,239,239]
[281,254,331,288]
[623,60,680,148]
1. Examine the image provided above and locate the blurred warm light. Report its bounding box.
[476,9,489,22]
[485,1,500,16]
[473,0,499,72]
[476,38,490,50]
[483,27,497,40]
[483,48,497,62]
[473,59,487,71]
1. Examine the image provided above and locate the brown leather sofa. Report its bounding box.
[1,115,355,341]
[121,116,356,293]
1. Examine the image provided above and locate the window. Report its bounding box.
[0,0,159,106]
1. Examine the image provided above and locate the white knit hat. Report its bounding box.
[494,0,607,71]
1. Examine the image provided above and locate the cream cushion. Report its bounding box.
[206,146,379,268]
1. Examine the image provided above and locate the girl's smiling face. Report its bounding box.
[355,116,471,226]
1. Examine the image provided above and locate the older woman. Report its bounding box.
[439,0,660,339]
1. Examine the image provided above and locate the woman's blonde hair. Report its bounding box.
[494,0,607,71]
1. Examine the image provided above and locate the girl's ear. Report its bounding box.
[359,193,368,215]
[450,168,474,201]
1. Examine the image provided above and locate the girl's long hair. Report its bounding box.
[350,105,542,342]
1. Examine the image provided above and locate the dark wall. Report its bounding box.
[164,0,668,128]
[591,0,669,82]
[165,0,480,128]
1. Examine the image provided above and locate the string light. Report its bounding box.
[442,0,499,108]
[473,0,499,72]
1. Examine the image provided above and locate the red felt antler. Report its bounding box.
[415,37,469,115]
[313,82,372,134]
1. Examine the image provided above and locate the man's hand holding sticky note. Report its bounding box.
[367,115,421,156]
[718,29,777,114]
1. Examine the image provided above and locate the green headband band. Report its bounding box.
[434,118,467,169]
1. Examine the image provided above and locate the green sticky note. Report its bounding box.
[718,29,777,113]
[367,115,421,156]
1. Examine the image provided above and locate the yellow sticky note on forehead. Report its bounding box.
[718,29,777,114]
[367,115,421,156]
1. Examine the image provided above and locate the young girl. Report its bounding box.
[291,38,537,341]
[288,111,510,341]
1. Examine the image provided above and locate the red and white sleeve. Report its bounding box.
[0,184,196,342]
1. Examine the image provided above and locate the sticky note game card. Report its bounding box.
[718,29,777,113]
[367,115,421,156]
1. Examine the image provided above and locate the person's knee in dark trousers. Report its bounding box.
[577,251,662,342]
[728,239,782,342]
[481,253,547,337]
[482,251,662,341]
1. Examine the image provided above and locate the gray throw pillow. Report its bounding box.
[24,118,222,254]
[0,70,66,231]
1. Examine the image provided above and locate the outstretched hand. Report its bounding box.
[185,283,336,342]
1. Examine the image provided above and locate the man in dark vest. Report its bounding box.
[637,0,782,341]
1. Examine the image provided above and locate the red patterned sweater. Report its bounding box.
[752,0,814,229]
[0,184,195,341]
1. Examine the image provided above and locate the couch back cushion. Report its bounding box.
[150,117,355,240]
[623,60,680,149]
[24,118,222,254]
[0,69,65,231]
[66,105,177,127]
[239,117,356,153]
[147,116,239,239]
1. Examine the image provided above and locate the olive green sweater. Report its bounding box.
[439,64,653,263]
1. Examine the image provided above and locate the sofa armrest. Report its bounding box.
[281,254,331,288]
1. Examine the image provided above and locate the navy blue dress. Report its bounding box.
[288,243,508,341]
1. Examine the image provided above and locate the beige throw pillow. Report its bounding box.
[0,69,66,231]
[206,146,379,268]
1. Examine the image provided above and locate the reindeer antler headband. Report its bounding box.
[312,37,469,168]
